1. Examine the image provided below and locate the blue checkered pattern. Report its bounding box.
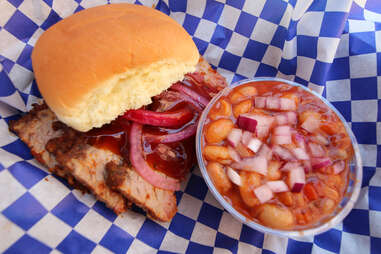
[0,0,381,253]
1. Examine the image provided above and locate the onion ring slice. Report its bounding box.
[171,82,210,107]
[122,107,193,127]
[129,122,180,191]
[144,122,197,143]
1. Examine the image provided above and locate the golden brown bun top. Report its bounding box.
[31,3,199,131]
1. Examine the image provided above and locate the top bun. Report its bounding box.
[32,4,199,132]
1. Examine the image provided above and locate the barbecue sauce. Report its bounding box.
[84,83,202,181]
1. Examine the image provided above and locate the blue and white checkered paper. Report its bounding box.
[0,0,380,253]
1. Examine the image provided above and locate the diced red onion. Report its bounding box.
[228,146,241,162]
[275,114,288,125]
[301,116,320,133]
[227,167,242,186]
[329,148,348,160]
[129,123,180,191]
[286,111,297,125]
[311,134,329,145]
[254,184,274,203]
[273,126,291,136]
[289,167,305,192]
[311,157,332,170]
[255,97,266,108]
[275,112,297,126]
[308,143,326,157]
[303,160,312,173]
[267,180,289,193]
[231,156,268,175]
[256,126,270,139]
[333,160,345,174]
[241,131,253,145]
[281,162,300,172]
[144,122,197,143]
[272,135,292,145]
[257,144,272,161]
[272,145,295,161]
[291,148,310,160]
[237,114,258,133]
[247,138,262,153]
[293,133,306,150]
[280,98,296,111]
[266,97,280,110]
[239,114,274,139]
[227,128,243,148]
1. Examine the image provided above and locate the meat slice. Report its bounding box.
[8,104,81,188]
[106,162,177,221]
[9,105,128,214]
[186,56,228,98]
[9,105,177,219]
[9,104,60,169]
[45,122,128,215]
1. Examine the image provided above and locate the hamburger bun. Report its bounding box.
[32,4,199,132]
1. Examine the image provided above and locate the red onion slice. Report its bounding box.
[123,108,193,127]
[286,111,297,125]
[281,162,301,171]
[255,97,266,108]
[280,98,296,111]
[144,122,197,143]
[303,160,312,173]
[256,126,270,139]
[291,148,310,160]
[308,143,326,157]
[129,122,180,191]
[257,144,272,161]
[272,135,292,145]
[333,160,345,174]
[227,128,243,147]
[301,116,320,133]
[311,157,332,170]
[289,167,305,192]
[272,145,295,161]
[267,180,289,193]
[237,114,258,132]
[266,97,280,110]
[310,133,329,145]
[329,148,348,160]
[293,133,306,150]
[239,114,274,138]
[247,138,262,153]
[275,114,288,125]
[173,91,203,111]
[242,131,253,146]
[171,82,210,107]
[273,126,291,136]
[227,167,242,186]
[254,184,274,203]
[231,156,268,175]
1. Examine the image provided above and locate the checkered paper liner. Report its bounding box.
[0,0,380,253]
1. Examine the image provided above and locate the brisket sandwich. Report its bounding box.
[9,3,227,221]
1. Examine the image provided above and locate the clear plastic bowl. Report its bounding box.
[196,77,362,237]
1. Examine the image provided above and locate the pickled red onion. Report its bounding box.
[122,108,193,127]
[129,122,180,191]
[144,123,197,143]
[171,82,210,107]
